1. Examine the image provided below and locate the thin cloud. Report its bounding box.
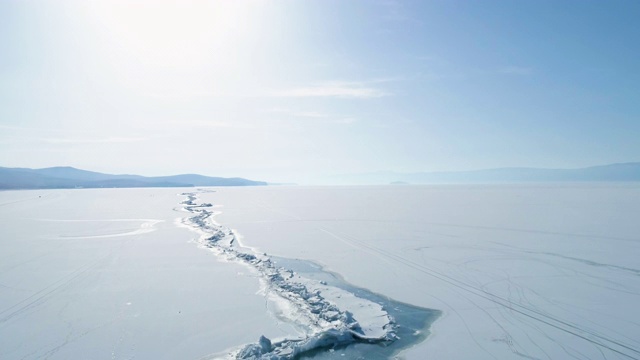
[263,108,357,125]
[0,124,36,131]
[264,108,330,118]
[274,81,390,99]
[295,112,330,118]
[170,119,255,129]
[0,124,86,133]
[144,91,227,99]
[333,117,358,125]
[43,137,147,144]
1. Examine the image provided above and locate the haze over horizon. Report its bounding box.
[1,1,639,184]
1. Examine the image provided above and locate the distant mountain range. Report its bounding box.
[332,162,640,185]
[3,163,639,189]
[0,166,267,190]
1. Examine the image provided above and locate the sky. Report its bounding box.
[1,0,639,183]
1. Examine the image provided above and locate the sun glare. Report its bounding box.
[87,1,262,71]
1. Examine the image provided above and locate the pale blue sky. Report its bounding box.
[1,0,639,183]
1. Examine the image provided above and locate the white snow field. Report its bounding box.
[0,188,295,360]
[1,184,640,359]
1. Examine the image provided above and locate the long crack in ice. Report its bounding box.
[179,191,397,359]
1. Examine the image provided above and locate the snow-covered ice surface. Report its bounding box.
[205,184,640,360]
[1,184,640,359]
[0,188,294,360]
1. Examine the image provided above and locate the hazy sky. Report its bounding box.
[1,0,639,183]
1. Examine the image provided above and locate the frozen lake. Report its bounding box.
[1,184,639,359]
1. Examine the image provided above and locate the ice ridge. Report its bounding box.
[179,191,397,359]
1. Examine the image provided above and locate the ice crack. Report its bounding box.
[179,191,398,359]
